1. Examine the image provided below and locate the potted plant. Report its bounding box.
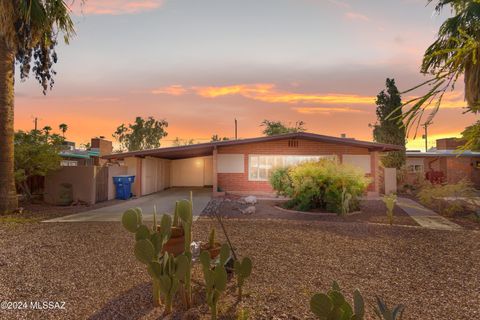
[160,203,186,256]
[201,228,222,259]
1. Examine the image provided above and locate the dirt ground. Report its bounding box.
[0,217,478,320]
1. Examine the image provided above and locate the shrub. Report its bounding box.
[269,167,293,196]
[270,160,371,214]
[417,179,476,216]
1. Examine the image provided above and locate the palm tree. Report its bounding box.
[0,1,75,213]
[59,123,68,137]
[43,125,52,135]
[402,1,480,133]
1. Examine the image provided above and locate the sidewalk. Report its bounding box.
[397,197,463,231]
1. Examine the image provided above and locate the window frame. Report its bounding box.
[248,154,336,181]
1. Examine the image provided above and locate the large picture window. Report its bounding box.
[248,155,336,181]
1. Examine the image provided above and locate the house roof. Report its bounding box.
[103,132,404,160]
[406,149,480,158]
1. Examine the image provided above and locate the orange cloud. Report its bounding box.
[193,83,375,104]
[71,0,164,15]
[294,106,365,114]
[151,85,187,96]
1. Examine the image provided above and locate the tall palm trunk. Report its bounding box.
[0,36,18,214]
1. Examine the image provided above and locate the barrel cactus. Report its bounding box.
[310,281,364,320]
[234,257,252,300]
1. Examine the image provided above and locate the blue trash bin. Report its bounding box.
[113,175,135,200]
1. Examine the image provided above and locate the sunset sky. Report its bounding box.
[14,0,478,150]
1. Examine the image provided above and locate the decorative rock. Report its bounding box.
[244,195,257,205]
[241,206,256,215]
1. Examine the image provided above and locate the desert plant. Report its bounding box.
[310,281,364,320]
[234,257,252,300]
[173,201,180,227]
[148,252,189,314]
[269,167,293,196]
[200,244,231,320]
[340,186,352,216]
[122,207,172,307]
[373,296,404,320]
[417,179,476,216]
[209,228,216,248]
[382,194,397,225]
[237,307,250,320]
[177,197,194,308]
[271,160,370,214]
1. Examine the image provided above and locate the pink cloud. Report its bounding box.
[344,12,370,22]
[70,0,164,15]
[151,85,188,96]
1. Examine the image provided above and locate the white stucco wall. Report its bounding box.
[342,154,371,174]
[170,156,213,187]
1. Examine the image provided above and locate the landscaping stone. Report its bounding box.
[244,195,257,205]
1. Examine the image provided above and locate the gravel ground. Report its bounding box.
[0,218,478,320]
[203,198,418,227]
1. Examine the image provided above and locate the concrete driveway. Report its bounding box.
[45,187,211,222]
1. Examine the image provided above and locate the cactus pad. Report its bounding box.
[134,239,155,264]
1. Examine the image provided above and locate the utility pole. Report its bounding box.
[33,117,38,131]
[234,118,238,140]
[422,122,432,152]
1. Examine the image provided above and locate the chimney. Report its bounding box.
[340,133,347,138]
[436,137,464,150]
[91,137,113,156]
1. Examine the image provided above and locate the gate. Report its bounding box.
[95,166,109,203]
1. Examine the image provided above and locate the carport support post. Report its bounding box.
[212,147,218,195]
[135,157,142,197]
[371,151,380,196]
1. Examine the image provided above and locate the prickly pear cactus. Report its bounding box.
[310,281,364,320]
[177,198,194,308]
[122,207,142,233]
[200,250,228,320]
[234,256,252,300]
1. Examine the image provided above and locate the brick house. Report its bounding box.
[104,132,402,197]
[405,137,480,187]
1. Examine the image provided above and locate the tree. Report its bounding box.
[372,78,406,169]
[461,121,480,151]
[113,116,168,151]
[42,126,52,135]
[0,1,75,213]
[59,123,68,137]
[401,1,480,145]
[260,120,306,136]
[14,129,64,200]
[172,137,195,146]
[210,134,229,142]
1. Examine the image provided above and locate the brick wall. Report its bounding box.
[217,138,376,193]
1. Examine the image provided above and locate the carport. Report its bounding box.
[103,144,217,198]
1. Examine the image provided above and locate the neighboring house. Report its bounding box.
[405,137,480,187]
[103,132,402,197]
[59,137,113,166]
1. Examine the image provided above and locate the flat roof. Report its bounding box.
[103,132,404,160]
[406,150,480,158]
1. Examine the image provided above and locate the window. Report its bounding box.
[248,155,336,181]
[61,160,78,166]
[406,159,424,173]
[407,164,424,173]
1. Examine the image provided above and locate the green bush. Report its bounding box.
[417,179,477,216]
[269,167,293,196]
[270,160,371,214]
